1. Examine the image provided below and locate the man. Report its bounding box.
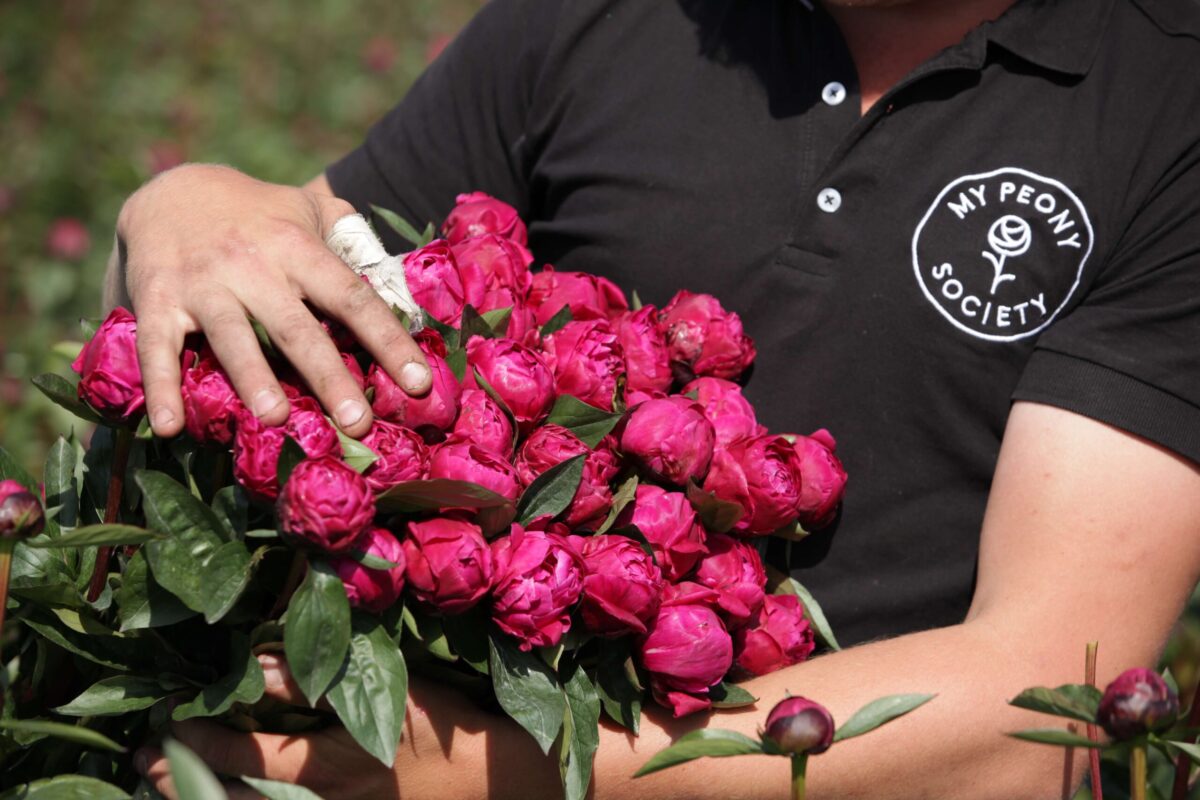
[116,0,1200,796]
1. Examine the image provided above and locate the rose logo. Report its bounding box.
[982,215,1032,295]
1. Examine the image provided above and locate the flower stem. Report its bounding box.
[0,541,14,710]
[1170,674,1200,800]
[1130,743,1147,800]
[87,427,134,602]
[1085,641,1104,800]
[791,753,808,800]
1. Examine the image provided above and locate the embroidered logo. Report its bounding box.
[912,167,1094,342]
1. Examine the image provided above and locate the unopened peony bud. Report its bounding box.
[429,439,523,503]
[542,319,624,411]
[615,484,707,581]
[0,480,45,541]
[402,517,494,614]
[764,696,835,755]
[792,430,848,530]
[528,267,628,325]
[491,527,584,650]
[330,526,406,613]
[1096,668,1179,741]
[640,603,733,718]
[466,337,556,433]
[733,595,815,678]
[571,534,663,637]
[451,389,514,458]
[71,307,145,422]
[659,291,756,381]
[619,396,715,486]
[443,192,527,246]
[403,240,468,325]
[360,420,429,492]
[276,457,375,553]
[181,354,240,445]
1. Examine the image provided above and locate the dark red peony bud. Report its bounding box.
[764,696,835,756]
[1096,668,1179,741]
[0,479,45,541]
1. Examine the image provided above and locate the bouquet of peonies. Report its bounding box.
[0,192,847,800]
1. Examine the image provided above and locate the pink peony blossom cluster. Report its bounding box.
[71,191,848,719]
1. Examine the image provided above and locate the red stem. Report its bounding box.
[1171,676,1200,800]
[87,427,134,602]
[1086,642,1104,800]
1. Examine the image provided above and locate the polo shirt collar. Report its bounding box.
[979,0,1116,77]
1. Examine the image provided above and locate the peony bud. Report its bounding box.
[1097,668,1179,741]
[451,233,533,297]
[764,696,835,755]
[479,288,539,344]
[277,456,375,553]
[491,527,584,650]
[71,307,145,422]
[442,192,527,246]
[704,434,804,536]
[360,420,429,492]
[733,595,815,678]
[369,331,462,437]
[402,517,494,614]
[615,306,673,394]
[232,397,340,501]
[465,337,556,433]
[692,534,767,628]
[403,240,468,325]
[181,354,241,445]
[619,396,715,486]
[330,526,406,613]
[659,291,756,381]
[683,377,763,446]
[451,389,515,458]
[528,267,628,325]
[615,484,707,581]
[571,534,663,637]
[429,439,523,503]
[640,603,733,718]
[0,480,45,541]
[516,426,620,530]
[542,319,624,411]
[792,430,848,530]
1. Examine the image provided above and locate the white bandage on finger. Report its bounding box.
[324,213,424,333]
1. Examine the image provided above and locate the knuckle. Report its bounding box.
[322,196,355,220]
[339,278,381,317]
[270,308,317,350]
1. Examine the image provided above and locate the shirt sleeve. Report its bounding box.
[1013,138,1200,463]
[325,0,558,250]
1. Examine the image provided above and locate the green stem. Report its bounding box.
[0,541,14,710]
[791,753,809,800]
[87,426,134,602]
[1085,641,1103,800]
[1131,743,1147,800]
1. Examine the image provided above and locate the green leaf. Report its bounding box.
[516,455,586,525]
[173,634,265,721]
[1007,729,1104,748]
[1008,684,1102,725]
[18,606,149,671]
[709,681,759,709]
[545,395,623,448]
[540,305,574,337]
[596,645,642,734]
[211,486,248,540]
[631,290,644,311]
[420,308,460,350]
[115,549,198,632]
[410,610,456,662]
[459,304,496,343]
[559,666,601,800]
[348,549,402,571]
[833,693,936,742]
[684,481,745,534]
[327,614,409,767]
[442,608,491,674]
[0,775,130,800]
[285,560,352,706]
[633,729,764,777]
[239,777,326,800]
[139,470,254,623]
[45,436,80,532]
[0,719,126,754]
[337,430,379,474]
[481,307,514,337]
[445,348,468,383]
[371,204,428,249]
[27,524,163,549]
[165,738,229,800]
[55,675,173,717]
[489,632,566,755]
[276,436,306,489]
[31,373,106,425]
[766,566,841,651]
[596,474,638,535]
[1164,740,1200,765]
[375,479,511,514]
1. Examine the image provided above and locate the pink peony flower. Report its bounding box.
[764,697,835,755]
[659,291,756,380]
[528,267,628,325]
[47,217,90,261]
[465,337,556,433]
[733,595,815,678]
[429,439,523,503]
[515,426,621,530]
[692,534,767,628]
[369,331,462,436]
[615,484,706,581]
[478,288,539,343]
[615,306,673,394]
[232,397,340,501]
[330,526,407,613]
[71,307,145,422]
[442,192,527,246]
[277,456,375,553]
[402,517,494,614]
[683,377,763,446]
[403,240,468,324]
[792,430,848,530]
[451,233,533,297]
[450,388,515,458]
[570,534,663,637]
[704,434,804,535]
[490,527,584,650]
[181,354,240,445]
[619,396,715,485]
[640,603,733,718]
[541,319,624,411]
[341,352,367,391]
[360,420,429,492]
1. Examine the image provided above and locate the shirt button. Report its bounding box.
[822,81,847,106]
[817,187,842,213]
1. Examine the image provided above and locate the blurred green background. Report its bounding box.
[1,3,1199,796]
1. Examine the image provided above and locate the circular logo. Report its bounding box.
[911,167,1094,342]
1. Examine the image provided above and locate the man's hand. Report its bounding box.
[107,164,432,439]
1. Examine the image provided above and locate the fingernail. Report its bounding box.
[252,388,284,418]
[151,407,175,430]
[335,398,366,429]
[401,361,430,393]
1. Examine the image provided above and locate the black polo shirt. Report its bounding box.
[327,0,1200,647]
